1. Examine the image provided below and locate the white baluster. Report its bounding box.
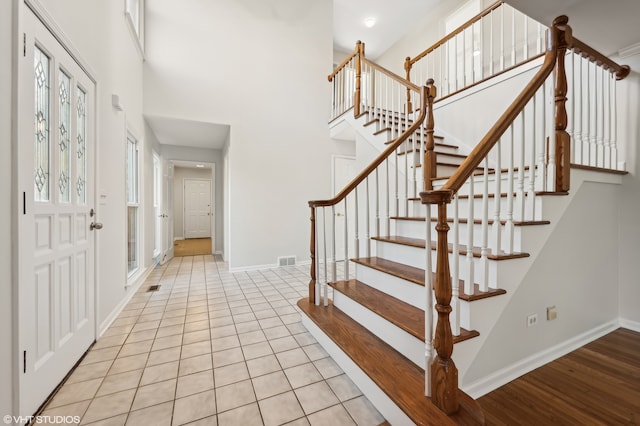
[492,138,502,255]
[424,201,433,397]
[322,207,328,306]
[597,67,605,168]
[505,124,515,254]
[331,205,337,284]
[500,6,505,71]
[480,158,490,292]
[375,168,380,237]
[527,93,537,221]
[466,176,475,294]
[574,54,583,164]
[612,72,619,170]
[516,111,526,222]
[315,207,321,305]
[547,76,557,190]
[590,61,597,167]
[536,80,547,192]
[365,177,371,259]
[451,193,460,336]
[489,9,494,76]
[523,13,528,60]
[583,58,590,165]
[511,7,516,66]
[343,198,349,281]
[604,70,611,169]
[452,194,461,295]
[354,187,360,259]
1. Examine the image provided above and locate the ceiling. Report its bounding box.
[145,115,230,150]
[507,0,640,63]
[332,0,446,58]
[334,0,640,65]
[148,0,639,152]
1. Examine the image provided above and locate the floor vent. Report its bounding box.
[147,285,161,292]
[278,256,296,267]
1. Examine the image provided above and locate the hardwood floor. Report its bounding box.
[478,328,640,425]
[173,237,212,256]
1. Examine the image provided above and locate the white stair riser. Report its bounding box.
[354,263,424,309]
[394,219,524,253]
[333,290,425,369]
[414,193,544,223]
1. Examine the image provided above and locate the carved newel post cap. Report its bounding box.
[426,78,435,86]
[553,15,569,26]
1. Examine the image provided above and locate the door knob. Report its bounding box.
[90,222,103,230]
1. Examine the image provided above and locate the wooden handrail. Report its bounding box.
[362,58,421,93]
[437,29,559,194]
[569,37,631,80]
[310,85,429,209]
[328,41,361,82]
[408,0,503,66]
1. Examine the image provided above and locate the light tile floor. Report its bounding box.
[40,256,385,426]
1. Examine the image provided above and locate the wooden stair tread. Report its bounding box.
[298,299,485,425]
[330,279,480,343]
[570,163,629,175]
[372,236,530,260]
[352,257,506,302]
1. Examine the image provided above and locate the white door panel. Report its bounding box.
[184,179,211,239]
[19,7,96,416]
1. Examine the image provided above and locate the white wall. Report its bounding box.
[617,72,640,327]
[144,0,354,269]
[2,0,15,417]
[463,180,622,387]
[172,167,215,240]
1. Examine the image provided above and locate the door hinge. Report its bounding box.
[23,351,26,373]
[23,33,26,57]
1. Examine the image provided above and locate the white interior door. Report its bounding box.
[184,179,211,239]
[161,162,174,263]
[18,7,96,415]
[333,156,357,260]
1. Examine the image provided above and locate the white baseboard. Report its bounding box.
[619,317,640,333]
[98,265,154,337]
[462,319,620,399]
[228,259,310,273]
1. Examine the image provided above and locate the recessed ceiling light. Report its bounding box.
[196,164,204,168]
[364,17,377,28]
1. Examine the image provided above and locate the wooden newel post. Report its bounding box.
[354,41,364,117]
[309,206,316,304]
[553,16,571,192]
[404,57,413,113]
[421,189,458,415]
[424,79,437,191]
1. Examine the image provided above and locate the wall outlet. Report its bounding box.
[527,313,538,327]
[547,306,558,321]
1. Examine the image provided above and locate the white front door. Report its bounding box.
[18,7,96,416]
[184,179,211,239]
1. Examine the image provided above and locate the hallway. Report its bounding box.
[39,256,384,425]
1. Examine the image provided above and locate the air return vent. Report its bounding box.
[147,285,161,292]
[278,256,296,267]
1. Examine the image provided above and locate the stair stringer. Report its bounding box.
[451,168,624,392]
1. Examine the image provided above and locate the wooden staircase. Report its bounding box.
[307,10,630,425]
